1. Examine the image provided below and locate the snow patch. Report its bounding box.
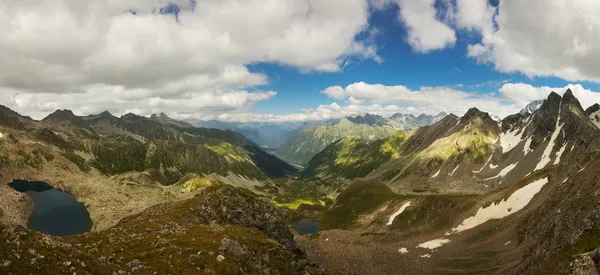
[474,155,493,174]
[489,164,498,169]
[450,165,460,176]
[534,124,563,171]
[419,254,431,258]
[431,170,441,178]
[387,201,411,226]
[522,136,533,155]
[398,247,408,254]
[561,177,568,184]
[504,241,511,246]
[0,132,3,138]
[500,128,522,154]
[484,162,518,180]
[535,100,563,171]
[417,238,451,250]
[553,142,567,165]
[446,120,461,134]
[450,177,549,233]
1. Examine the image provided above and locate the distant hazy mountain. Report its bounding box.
[186,120,334,150]
[274,117,397,166]
[273,112,449,166]
[386,112,447,130]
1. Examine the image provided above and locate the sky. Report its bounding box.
[2,0,600,122]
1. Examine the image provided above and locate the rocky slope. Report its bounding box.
[0,184,330,274]
[293,89,600,274]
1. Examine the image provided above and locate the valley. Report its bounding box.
[1,89,600,274]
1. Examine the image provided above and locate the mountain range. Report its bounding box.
[274,112,447,166]
[3,90,600,274]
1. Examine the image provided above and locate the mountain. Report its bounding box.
[293,89,600,274]
[346,113,388,126]
[2,108,297,184]
[300,108,500,189]
[149,112,195,128]
[5,90,600,274]
[519,99,545,115]
[585,103,600,128]
[187,119,332,150]
[274,112,447,166]
[274,117,398,166]
[385,112,447,130]
[301,91,598,193]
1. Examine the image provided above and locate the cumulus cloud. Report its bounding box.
[499,83,600,109]
[461,0,600,82]
[0,0,379,119]
[393,0,456,52]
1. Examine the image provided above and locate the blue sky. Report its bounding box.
[249,4,600,116]
[3,0,600,121]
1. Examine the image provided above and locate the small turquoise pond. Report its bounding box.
[291,218,319,235]
[8,180,93,236]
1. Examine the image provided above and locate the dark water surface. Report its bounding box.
[291,218,319,235]
[8,180,93,236]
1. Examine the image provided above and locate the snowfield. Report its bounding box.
[450,177,549,233]
[417,238,451,250]
[387,201,411,226]
[500,128,522,153]
[484,162,518,180]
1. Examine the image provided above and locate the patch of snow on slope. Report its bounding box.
[500,128,522,153]
[431,170,441,178]
[398,247,408,254]
[522,136,533,155]
[553,142,567,165]
[474,155,493,173]
[535,100,563,171]
[420,254,431,258]
[446,120,461,134]
[417,238,451,250]
[535,125,563,171]
[450,165,460,176]
[449,177,548,233]
[484,162,518,180]
[489,164,498,169]
[387,201,411,226]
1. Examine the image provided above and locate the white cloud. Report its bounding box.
[499,83,600,109]
[453,0,496,35]
[462,0,600,82]
[320,82,519,118]
[394,0,456,52]
[0,0,379,118]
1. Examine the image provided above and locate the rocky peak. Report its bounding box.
[519,100,545,115]
[98,110,115,118]
[121,113,147,122]
[560,88,586,118]
[0,105,26,129]
[460,108,493,124]
[585,103,600,116]
[346,113,387,126]
[42,109,90,129]
[43,109,76,120]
